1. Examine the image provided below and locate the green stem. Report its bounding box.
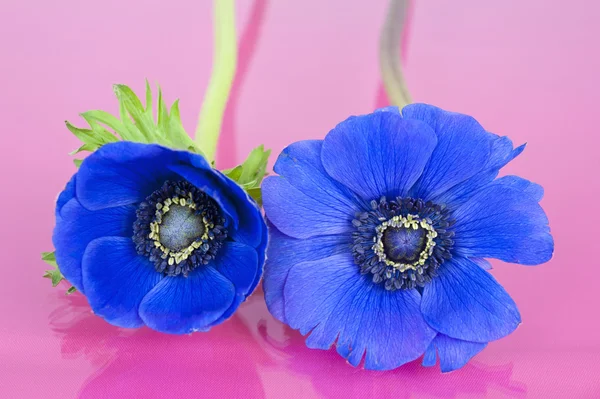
[380,0,412,108]
[195,0,238,163]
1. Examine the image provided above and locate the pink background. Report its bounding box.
[1,0,599,397]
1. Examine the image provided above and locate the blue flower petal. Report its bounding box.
[488,175,544,202]
[264,223,350,323]
[81,237,162,328]
[247,219,268,294]
[453,183,553,265]
[76,142,181,211]
[436,335,487,373]
[262,176,357,239]
[402,104,493,200]
[209,221,267,329]
[204,225,266,327]
[214,170,265,248]
[374,106,400,114]
[170,163,264,247]
[138,266,235,334]
[182,151,265,247]
[283,253,436,370]
[53,199,137,293]
[421,340,437,367]
[168,164,239,229]
[212,241,258,297]
[471,257,493,270]
[422,334,487,372]
[274,140,362,212]
[205,295,244,331]
[264,139,363,240]
[421,257,521,342]
[433,137,525,207]
[320,112,438,201]
[56,174,76,218]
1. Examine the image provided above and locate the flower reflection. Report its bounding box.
[250,297,528,398]
[48,291,271,399]
[260,323,527,398]
[49,289,526,399]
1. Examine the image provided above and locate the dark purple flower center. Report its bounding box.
[133,180,227,277]
[382,226,427,263]
[351,197,455,291]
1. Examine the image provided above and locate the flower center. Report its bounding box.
[133,181,227,277]
[156,204,206,251]
[373,215,437,272]
[351,197,454,291]
[382,226,426,263]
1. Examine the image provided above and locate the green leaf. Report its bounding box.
[238,145,271,187]
[168,100,200,153]
[246,187,262,207]
[144,79,153,117]
[113,84,156,141]
[43,268,64,287]
[73,159,83,168]
[223,165,243,181]
[117,93,146,142]
[80,110,127,138]
[67,117,118,145]
[65,82,209,155]
[221,145,270,201]
[42,251,77,293]
[42,252,63,287]
[157,86,169,134]
[41,251,57,267]
[64,122,100,150]
[69,143,97,155]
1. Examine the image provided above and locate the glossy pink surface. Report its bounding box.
[1,0,599,397]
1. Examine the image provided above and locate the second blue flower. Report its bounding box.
[262,104,553,372]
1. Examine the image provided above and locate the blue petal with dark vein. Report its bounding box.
[139,266,235,334]
[321,112,438,201]
[453,184,553,265]
[421,257,521,343]
[274,140,363,213]
[402,103,494,200]
[82,237,162,328]
[53,199,137,293]
[263,223,350,323]
[262,176,356,239]
[56,174,76,218]
[76,142,181,211]
[471,257,493,270]
[487,175,544,202]
[212,241,258,297]
[433,136,525,207]
[170,163,265,247]
[247,218,268,295]
[283,253,436,370]
[421,334,487,372]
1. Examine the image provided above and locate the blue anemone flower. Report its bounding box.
[262,104,553,372]
[53,141,267,334]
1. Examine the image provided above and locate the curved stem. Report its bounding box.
[380,0,412,108]
[195,0,238,163]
